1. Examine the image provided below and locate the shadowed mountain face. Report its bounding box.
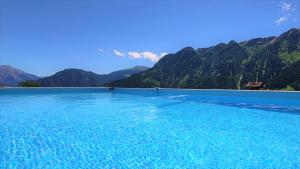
[37,66,148,87]
[109,28,300,90]
[0,65,39,86]
[38,69,101,87]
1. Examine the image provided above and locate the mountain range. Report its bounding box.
[1,28,299,90]
[37,66,148,87]
[108,28,300,90]
[0,65,39,86]
[0,65,148,87]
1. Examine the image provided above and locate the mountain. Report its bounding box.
[105,66,150,82]
[108,28,300,90]
[37,66,148,87]
[38,69,101,87]
[0,65,39,86]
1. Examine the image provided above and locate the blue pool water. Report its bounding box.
[1,88,300,168]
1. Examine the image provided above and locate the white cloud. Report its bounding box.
[113,49,125,57]
[141,51,167,62]
[114,50,167,62]
[97,48,104,52]
[275,16,288,25]
[141,51,160,62]
[128,51,142,59]
[281,2,293,11]
[275,1,296,25]
[160,52,168,58]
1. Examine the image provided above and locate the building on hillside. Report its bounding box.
[246,82,264,90]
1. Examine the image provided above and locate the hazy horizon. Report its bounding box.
[1,0,300,76]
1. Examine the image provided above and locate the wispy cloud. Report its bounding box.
[276,16,288,25]
[281,1,293,11]
[113,49,125,57]
[128,51,168,62]
[109,49,167,62]
[160,52,168,58]
[141,51,160,62]
[275,1,296,25]
[128,51,142,59]
[97,48,104,52]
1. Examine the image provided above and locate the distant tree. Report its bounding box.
[18,80,40,87]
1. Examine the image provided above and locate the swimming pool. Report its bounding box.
[1,88,300,168]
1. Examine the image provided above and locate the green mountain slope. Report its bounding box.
[108,28,300,90]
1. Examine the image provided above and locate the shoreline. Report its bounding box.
[1,87,299,93]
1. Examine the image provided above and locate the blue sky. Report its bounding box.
[0,0,299,76]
